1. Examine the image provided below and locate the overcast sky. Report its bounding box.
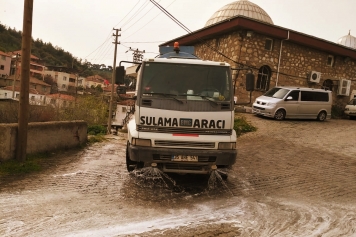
[1,0,355,67]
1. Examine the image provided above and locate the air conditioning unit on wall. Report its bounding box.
[337,79,351,96]
[308,71,321,83]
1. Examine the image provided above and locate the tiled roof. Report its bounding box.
[11,50,40,60]
[46,93,75,101]
[118,99,135,106]
[86,75,109,83]
[0,51,10,57]
[1,86,41,95]
[6,75,51,87]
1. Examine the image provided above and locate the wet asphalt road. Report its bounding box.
[1,113,356,236]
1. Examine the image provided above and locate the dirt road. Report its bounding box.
[1,114,356,236]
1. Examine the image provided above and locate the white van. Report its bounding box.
[252,87,332,121]
[344,98,356,120]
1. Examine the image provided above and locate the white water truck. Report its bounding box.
[116,43,237,178]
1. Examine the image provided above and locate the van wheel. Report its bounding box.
[317,111,327,121]
[274,109,286,120]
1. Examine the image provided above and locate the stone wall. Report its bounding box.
[194,29,356,107]
[0,120,87,161]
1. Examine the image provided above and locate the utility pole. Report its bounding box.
[126,47,145,63]
[16,0,33,161]
[107,28,121,134]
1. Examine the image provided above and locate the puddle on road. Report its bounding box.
[121,166,236,208]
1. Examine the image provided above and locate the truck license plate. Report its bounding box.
[172,155,198,162]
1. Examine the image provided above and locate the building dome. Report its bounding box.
[337,31,356,49]
[205,0,274,27]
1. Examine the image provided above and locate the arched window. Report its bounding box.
[322,79,334,91]
[256,65,271,91]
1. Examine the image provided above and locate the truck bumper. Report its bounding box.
[128,145,237,174]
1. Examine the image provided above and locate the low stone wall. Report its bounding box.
[0,121,87,161]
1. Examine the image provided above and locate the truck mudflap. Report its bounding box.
[128,145,237,174]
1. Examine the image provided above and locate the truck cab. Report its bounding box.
[118,43,237,176]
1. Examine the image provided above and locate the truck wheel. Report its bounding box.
[317,111,327,121]
[126,143,136,172]
[274,109,286,120]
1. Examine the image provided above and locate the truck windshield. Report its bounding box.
[140,62,231,102]
[264,87,290,99]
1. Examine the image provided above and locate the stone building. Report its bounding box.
[161,0,356,109]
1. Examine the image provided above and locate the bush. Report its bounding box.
[331,105,345,119]
[234,115,257,137]
[88,125,107,135]
[58,95,109,126]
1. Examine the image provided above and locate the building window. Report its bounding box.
[264,38,273,51]
[31,96,35,101]
[0,65,4,70]
[62,84,66,89]
[63,76,67,81]
[4,93,7,98]
[122,107,127,113]
[16,93,19,98]
[256,65,271,91]
[327,55,334,67]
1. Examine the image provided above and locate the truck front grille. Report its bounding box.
[154,140,215,148]
[137,125,232,135]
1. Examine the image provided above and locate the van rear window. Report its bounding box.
[301,91,329,102]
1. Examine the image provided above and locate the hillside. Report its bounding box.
[0,23,111,78]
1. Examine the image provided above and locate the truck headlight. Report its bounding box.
[218,142,236,150]
[266,102,276,107]
[132,138,151,147]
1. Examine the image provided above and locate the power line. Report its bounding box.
[84,1,144,63]
[120,1,150,29]
[122,0,176,40]
[113,0,142,28]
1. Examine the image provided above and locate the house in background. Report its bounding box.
[9,50,45,80]
[45,93,75,108]
[0,51,11,80]
[161,0,356,108]
[0,86,45,105]
[2,75,51,95]
[85,75,107,89]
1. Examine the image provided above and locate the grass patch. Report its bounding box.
[87,134,107,144]
[88,125,107,135]
[234,115,257,137]
[0,152,50,175]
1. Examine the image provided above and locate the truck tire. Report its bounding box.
[126,143,137,172]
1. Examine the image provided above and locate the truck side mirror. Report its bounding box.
[115,66,125,84]
[245,73,255,92]
[117,85,126,95]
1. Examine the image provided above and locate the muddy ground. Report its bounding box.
[1,113,356,237]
